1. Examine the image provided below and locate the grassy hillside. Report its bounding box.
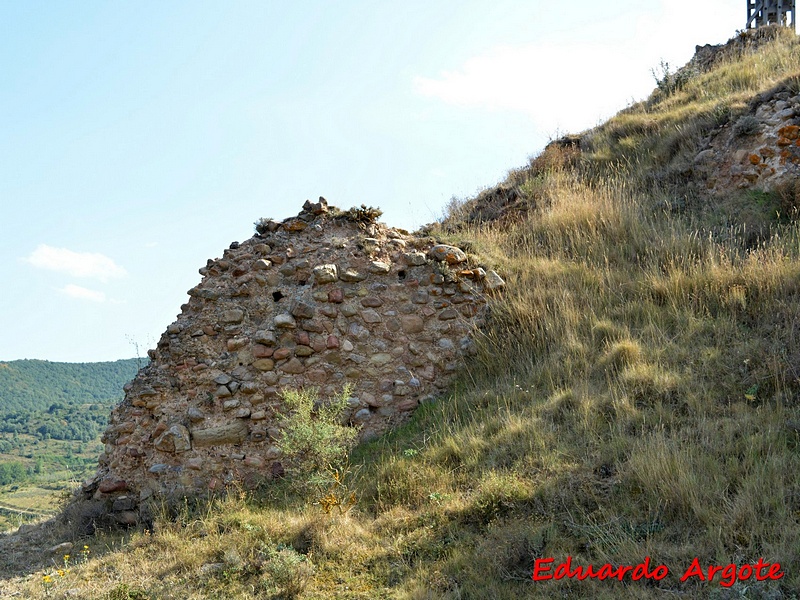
[0,358,141,412]
[3,28,800,600]
[0,359,141,532]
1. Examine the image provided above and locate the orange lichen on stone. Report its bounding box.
[778,125,800,140]
[777,137,793,147]
[760,147,776,158]
[749,154,761,165]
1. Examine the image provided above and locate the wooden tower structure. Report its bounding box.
[747,0,796,29]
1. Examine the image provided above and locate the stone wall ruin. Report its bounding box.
[80,199,505,526]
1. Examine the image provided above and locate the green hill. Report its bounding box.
[0,359,143,531]
[0,358,141,412]
[4,26,800,600]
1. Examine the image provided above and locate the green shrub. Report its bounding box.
[650,60,696,99]
[276,386,359,491]
[261,546,315,598]
[254,217,273,234]
[342,204,383,225]
[733,114,760,136]
[107,583,150,600]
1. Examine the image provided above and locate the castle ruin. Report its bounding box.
[77,199,504,527]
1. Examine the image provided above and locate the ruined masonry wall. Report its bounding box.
[693,85,800,193]
[82,200,504,525]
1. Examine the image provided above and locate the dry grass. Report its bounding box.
[3,26,800,600]
[6,164,797,598]
[583,26,800,193]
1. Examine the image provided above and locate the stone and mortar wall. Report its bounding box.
[80,199,505,526]
[693,84,800,194]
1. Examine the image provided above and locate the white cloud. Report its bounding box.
[144,242,159,248]
[59,284,106,303]
[412,0,742,134]
[26,244,127,282]
[413,42,629,133]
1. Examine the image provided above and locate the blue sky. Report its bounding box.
[1,0,745,362]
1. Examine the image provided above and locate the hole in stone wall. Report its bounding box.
[398,270,407,281]
[272,291,285,302]
[298,280,307,286]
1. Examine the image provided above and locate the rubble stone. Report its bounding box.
[86,201,505,522]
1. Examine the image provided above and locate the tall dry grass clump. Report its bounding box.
[584,26,800,188]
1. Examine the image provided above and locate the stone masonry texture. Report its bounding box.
[79,199,505,527]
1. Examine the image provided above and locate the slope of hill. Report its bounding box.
[3,27,800,600]
[0,359,143,533]
[0,358,142,412]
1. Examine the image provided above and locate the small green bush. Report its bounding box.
[343,204,383,224]
[254,217,272,234]
[107,583,150,600]
[276,386,359,490]
[733,114,760,136]
[262,546,315,598]
[651,60,696,98]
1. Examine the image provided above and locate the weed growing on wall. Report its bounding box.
[276,385,359,493]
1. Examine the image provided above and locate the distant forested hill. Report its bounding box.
[0,358,142,412]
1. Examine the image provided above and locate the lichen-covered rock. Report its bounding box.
[312,264,338,284]
[689,85,800,194]
[403,252,427,266]
[483,270,506,291]
[153,425,191,453]
[429,244,467,264]
[85,201,507,523]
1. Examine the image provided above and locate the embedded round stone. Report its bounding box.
[403,252,427,266]
[370,353,392,365]
[361,296,383,307]
[221,309,245,323]
[253,359,275,371]
[274,314,296,328]
[369,261,391,274]
[428,244,467,264]
[312,265,339,284]
[401,315,424,333]
[339,268,367,282]
[483,270,506,291]
[361,309,382,323]
[281,358,305,374]
[291,301,315,319]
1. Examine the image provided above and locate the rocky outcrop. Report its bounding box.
[694,84,800,194]
[691,25,793,74]
[79,199,505,526]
